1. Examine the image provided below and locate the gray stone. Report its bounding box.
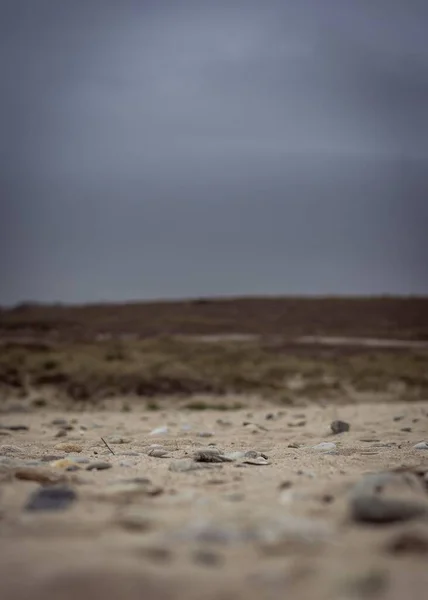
[86,461,112,471]
[25,485,77,511]
[349,471,428,524]
[193,448,233,463]
[414,442,428,450]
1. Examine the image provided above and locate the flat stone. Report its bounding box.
[312,442,337,454]
[193,448,233,463]
[149,426,169,436]
[414,442,428,450]
[86,462,112,471]
[385,529,428,554]
[349,471,428,524]
[147,447,170,458]
[96,482,163,501]
[14,467,69,485]
[0,424,29,431]
[25,485,77,511]
[108,436,131,444]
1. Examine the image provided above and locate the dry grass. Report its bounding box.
[1,296,428,341]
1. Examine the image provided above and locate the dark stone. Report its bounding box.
[86,462,112,471]
[331,420,350,434]
[25,485,77,511]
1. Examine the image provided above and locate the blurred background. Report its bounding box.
[1,0,428,305]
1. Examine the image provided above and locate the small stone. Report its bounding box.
[54,443,83,453]
[288,442,300,449]
[193,448,233,463]
[350,471,428,524]
[98,481,163,501]
[0,424,29,431]
[330,420,350,434]
[385,529,428,554]
[86,461,112,471]
[50,459,77,470]
[265,413,275,420]
[393,415,405,422]
[312,442,337,453]
[401,427,412,432]
[55,429,68,438]
[108,436,130,444]
[279,481,293,490]
[192,549,223,566]
[116,508,153,531]
[14,467,69,484]
[147,447,170,458]
[413,442,428,450]
[243,457,270,466]
[25,485,77,511]
[149,426,169,436]
[197,432,214,438]
[51,418,69,426]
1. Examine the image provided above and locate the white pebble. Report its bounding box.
[149,426,169,436]
[312,442,337,453]
[413,442,428,450]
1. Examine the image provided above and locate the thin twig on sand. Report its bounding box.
[101,437,115,456]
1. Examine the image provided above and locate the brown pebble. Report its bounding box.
[14,467,68,485]
[54,443,83,453]
[385,530,428,555]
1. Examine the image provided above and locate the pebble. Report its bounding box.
[25,485,77,511]
[243,457,270,466]
[0,424,29,431]
[349,471,428,524]
[149,426,169,436]
[413,442,428,450]
[50,418,69,427]
[197,432,214,438]
[14,467,69,484]
[193,448,233,463]
[385,529,428,554]
[330,420,350,434]
[97,481,163,501]
[311,442,337,454]
[401,427,412,432]
[50,459,77,470]
[115,507,153,532]
[192,549,224,566]
[55,429,68,438]
[86,462,112,471]
[54,443,83,453]
[108,436,131,445]
[147,447,170,458]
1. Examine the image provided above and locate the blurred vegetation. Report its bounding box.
[0,336,427,405]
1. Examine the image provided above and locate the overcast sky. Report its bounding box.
[1,0,428,304]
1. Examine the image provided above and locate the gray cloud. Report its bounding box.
[1,1,428,304]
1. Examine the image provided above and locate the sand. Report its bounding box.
[1,400,428,600]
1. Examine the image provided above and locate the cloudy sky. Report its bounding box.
[1,0,428,304]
